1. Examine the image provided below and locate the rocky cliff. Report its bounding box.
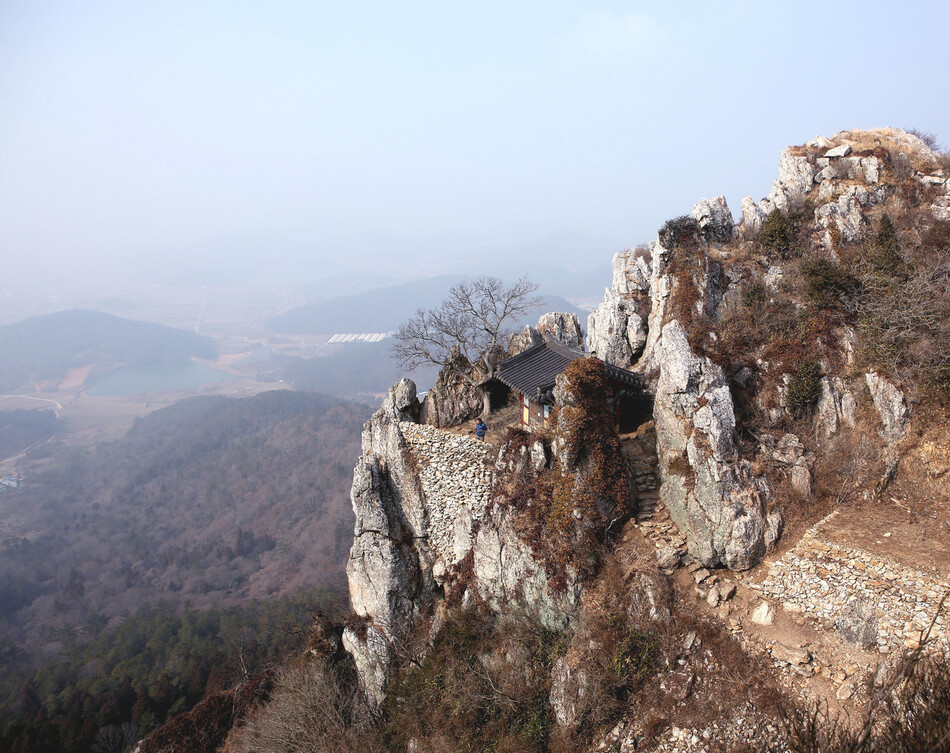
[330,128,950,748]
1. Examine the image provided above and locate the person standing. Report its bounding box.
[475,418,487,441]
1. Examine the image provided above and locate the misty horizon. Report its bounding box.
[4,1,948,325]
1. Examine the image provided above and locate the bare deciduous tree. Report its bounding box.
[391,276,542,416]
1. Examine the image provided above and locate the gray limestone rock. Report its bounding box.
[537,312,584,349]
[420,361,483,428]
[509,325,543,355]
[653,321,778,570]
[586,247,653,368]
[815,186,873,247]
[739,196,767,237]
[612,248,652,296]
[472,502,581,631]
[772,433,805,465]
[691,195,736,244]
[346,452,428,705]
[392,377,420,418]
[815,376,857,440]
[769,152,818,212]
[824,144,853,158]
[587,289,644,367]
[549,657,592,729]
[865,371,909,443]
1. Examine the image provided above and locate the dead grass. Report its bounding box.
[831,128,942,174]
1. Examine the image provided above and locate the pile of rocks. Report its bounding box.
[398,421,496,559]
[686,561,737,607]
[755,517,949,654]
[592,706,783,753]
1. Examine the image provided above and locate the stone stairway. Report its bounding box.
[621,422,688,565]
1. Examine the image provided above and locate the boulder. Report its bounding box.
[771,643,811,665]
[392,377,420,418]
[751,600,775,625]
[791,460,812,498]
[656,545,680,570]
[824,144,852,158]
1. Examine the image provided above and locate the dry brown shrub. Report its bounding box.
[224,659,379,753]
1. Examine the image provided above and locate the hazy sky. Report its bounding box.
[2,0,948,291]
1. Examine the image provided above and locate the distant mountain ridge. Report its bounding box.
[0,309,216,391]
[266,275,589,335]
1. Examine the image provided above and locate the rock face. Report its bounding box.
[815,376,857,440]
[419,355,482,428]
[587,248,652,367]
[740,128,949,248]
[865,371,909,443]
[344,383,433,706]
[653,321,780,570]
[344,379,584,705]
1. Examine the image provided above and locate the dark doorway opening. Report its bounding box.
[617,390,654,433]
[487,381,511,411]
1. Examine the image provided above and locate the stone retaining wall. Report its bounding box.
[398,422,497,561]
[755,512,949,653]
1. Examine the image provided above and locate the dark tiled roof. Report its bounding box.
[495,339,644,402]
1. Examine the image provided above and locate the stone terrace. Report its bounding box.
[754,510,950,654]
[399,421,497,559]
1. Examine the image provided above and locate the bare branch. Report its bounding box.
[391,276,541,379]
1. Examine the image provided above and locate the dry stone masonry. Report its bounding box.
[398,421,495,561]
[755,511,949,654]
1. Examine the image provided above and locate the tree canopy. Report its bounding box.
[391,276,541,387]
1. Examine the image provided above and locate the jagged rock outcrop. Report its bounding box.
[344,377,588,705]
[587,248,651,367]
[509,324,544,355]
[691,195,736,244]
[537,311,584,349]
[343,381,434,706]
[511,312,584,354]
[419,352,483,428]
[653,321,780,570]
[739,128,949,248]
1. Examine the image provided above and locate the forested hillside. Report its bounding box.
[0,390,368,752]
[0,310,217,390]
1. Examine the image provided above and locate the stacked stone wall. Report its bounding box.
[398,422,496,560]
[754,511,949,654]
